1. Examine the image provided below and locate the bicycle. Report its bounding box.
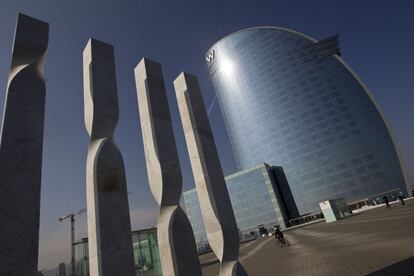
[275,236,290,247]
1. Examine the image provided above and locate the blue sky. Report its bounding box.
[0,0,413,270]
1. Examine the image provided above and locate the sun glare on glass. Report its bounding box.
[221,59,234,76]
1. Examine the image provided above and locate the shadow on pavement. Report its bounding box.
[367,256,414,275]
[201,259,220,267]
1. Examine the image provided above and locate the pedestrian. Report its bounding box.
[383,195,391,209]
[398,194,406,206]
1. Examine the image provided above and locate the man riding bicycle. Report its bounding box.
[274,226,284,243]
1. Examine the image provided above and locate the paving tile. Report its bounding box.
[201,199,414,275]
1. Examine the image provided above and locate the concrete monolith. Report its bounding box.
[174,72,248,276]
[134,58,202,276]
[0,13,48,275]
[83,38,135,276]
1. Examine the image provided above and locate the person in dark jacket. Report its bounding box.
[398,194,406,206]
[383,195,391,209]
[274,226,284,243]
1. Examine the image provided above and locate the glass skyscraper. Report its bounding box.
[206,27,408,215]
[183,163,297,251]
[73,228,162,276]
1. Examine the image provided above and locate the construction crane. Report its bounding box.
[59,208,87,276]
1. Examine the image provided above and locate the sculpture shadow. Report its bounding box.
[367,256,414,275]
[200,259,220,268]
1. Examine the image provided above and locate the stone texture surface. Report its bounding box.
[174,73,247,276]
[83,38,135,276]
[134,58,202,276]
[0,13,49,276]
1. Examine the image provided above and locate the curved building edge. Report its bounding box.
[205,26,409,197]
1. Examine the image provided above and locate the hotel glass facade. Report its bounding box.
[184,163,295,251]
[74,228,162,276]
[206,27,408,215]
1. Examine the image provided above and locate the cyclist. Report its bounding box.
[274,226,284,244]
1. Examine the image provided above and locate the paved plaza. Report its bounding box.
[200,199,414,275]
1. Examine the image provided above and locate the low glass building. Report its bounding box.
[74,228,162,276]
[182,189,209,252]
[183,163,298,251]
[74,238,88,276]
[132,228,162,276]
[205,27,408,215]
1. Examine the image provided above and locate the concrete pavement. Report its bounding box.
[201,199,414,275]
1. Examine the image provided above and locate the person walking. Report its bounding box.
[398,194,406,206]
[383,195,391,209]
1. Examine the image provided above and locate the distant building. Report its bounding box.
[74,228,161,276]
[183,163,298,251]
[58,263,66,276]
[206,26,408,215]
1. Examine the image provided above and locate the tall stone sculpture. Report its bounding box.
[134,58,202,276]
[0,14,49,275]
[83,38,135,276]
[174,73,248,276]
